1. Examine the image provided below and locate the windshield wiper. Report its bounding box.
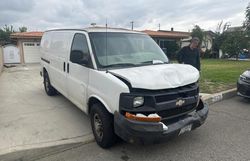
[140,60,166,65]
[103,63,137,68]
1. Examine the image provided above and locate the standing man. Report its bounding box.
[177,37,201,71]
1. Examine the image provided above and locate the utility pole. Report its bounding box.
[130,21,134,30]
[158,24,160,31]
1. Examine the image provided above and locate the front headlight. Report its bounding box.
[133,97,144,108]
[240,75,247,81]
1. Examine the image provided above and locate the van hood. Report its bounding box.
[109,64,199,90]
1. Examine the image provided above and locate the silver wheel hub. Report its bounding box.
[93,113,103,140]
[45,77,50,91]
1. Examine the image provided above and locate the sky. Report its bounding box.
[0,0,249,32]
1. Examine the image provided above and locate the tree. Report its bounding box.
[19,26,27,32]
[191,25,204,46]
[211,33,223,58]
[216,20,223,33]
[243,3,250,35]
[0,25,15,45]
[220,29,248,59]
[2,24,15,33]
[0,25,28,45]
[165,41,180,59]
[211,3,250,59]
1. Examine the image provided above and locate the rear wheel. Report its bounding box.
[90,103,117,148]
[43,71,57,96]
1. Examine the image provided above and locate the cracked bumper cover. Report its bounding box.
[114,101,209,144]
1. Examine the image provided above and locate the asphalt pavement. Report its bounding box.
[35,96,250,161]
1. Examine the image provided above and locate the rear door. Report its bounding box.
[66,33,91,111]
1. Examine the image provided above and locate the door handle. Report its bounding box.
[63,62,66,72]
[67,63,69,73]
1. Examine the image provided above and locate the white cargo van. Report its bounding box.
[40,27,208,148]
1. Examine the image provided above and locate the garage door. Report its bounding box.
[23,42,41,63]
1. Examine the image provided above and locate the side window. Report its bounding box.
[70,33,92,67]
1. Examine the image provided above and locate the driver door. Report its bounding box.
[66,33,91,111]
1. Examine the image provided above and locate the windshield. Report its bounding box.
[89,32,169,69]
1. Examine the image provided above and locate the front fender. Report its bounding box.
[88,95,113,114]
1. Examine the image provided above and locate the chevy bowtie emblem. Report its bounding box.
[176,99,185,107]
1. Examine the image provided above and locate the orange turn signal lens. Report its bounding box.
[125,112,161,122]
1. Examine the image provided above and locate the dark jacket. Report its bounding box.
[177,46,200,71]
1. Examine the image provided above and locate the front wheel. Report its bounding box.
[90,103,117,148]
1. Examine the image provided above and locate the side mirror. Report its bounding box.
[70,50,89,65]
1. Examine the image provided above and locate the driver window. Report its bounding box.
[70,33,90,64]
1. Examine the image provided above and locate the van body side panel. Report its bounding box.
[41,31,75,97]
[48,32,74,96]
[40,32,51,75]
[88,70,130,114]
[49,55,67,96]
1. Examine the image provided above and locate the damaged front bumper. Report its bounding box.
[114,100,209,144]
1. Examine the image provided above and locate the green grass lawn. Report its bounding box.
[200,59,249,93]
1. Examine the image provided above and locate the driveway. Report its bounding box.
[0,64,93,157]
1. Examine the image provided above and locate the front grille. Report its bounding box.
[241,75,250,83]
[155,83,198,103]
[244,77,250,83]
[157,103,196,119]
[155,89,197,103]
[154,83,198,119]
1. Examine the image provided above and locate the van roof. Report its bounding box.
[45,27,145,34]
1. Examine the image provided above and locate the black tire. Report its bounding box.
[90,103,117,148]
[43,71,57,96]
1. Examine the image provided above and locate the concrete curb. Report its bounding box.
[201,88,237,105]
[0,134,94,161]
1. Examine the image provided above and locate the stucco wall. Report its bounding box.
[0,46,3,74]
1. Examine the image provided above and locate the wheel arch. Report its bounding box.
[88,96,113,115]
[42,66,48,75]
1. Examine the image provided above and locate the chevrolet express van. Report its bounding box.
[40,27,208,148]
